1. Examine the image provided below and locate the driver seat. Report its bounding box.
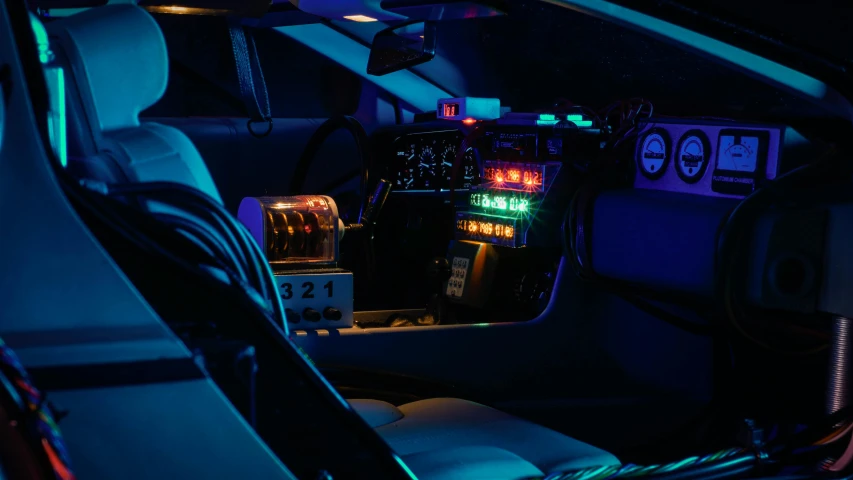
[47,5,620,478]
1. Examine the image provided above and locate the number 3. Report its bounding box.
[280,283,293,299]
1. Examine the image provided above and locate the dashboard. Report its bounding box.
[389,130,479,191]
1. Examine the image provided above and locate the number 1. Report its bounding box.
[324,281,333,297]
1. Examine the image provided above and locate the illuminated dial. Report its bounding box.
[638,129,669,179]
[675,130,710,183]
[460,147,478,189]
[439,143,456,182]
[419,145,435,188]
[718,134,760,173]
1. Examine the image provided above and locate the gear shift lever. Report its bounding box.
[424,257,451,325]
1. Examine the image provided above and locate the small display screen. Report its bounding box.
[482,162,544,188]
[717,134,760,173]
[469,191,532,215]
[456,213,520,247]
[442,103,460,117]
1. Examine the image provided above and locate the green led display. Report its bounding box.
[470,192,531,214]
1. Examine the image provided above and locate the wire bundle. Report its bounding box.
[0,338,75,480]
[542,448,746,480]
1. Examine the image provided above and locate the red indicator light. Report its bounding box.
[462,118,476,125]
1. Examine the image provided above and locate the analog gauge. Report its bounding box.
[460,147,479,189]
[637,129,670,179]
[439,142,456,183]
[717,134,760,173]
[675,130,711,183]
[418,144,435,189]
[392,143,418,190]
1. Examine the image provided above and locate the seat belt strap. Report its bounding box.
[227,19,272,137]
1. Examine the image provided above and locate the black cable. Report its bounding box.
[81,179,283,327]
[153,213,240,271]
[106,182,273,313]
[68,181,273,319]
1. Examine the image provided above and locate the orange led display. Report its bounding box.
[507,169,521,182]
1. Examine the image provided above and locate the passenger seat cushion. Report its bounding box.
[348,399,403,428]
[352,397,620,473]
[402,446,544,480]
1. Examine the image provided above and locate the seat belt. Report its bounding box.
[227,18,273,138]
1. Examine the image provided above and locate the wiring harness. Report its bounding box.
[0,338,75,480]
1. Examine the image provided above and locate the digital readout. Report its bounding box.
[455,212,522,247]
[483,165,543,186]
[442,103,460,117]
[469,192,531,214]
[456,218,515,239]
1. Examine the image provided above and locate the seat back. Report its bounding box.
[47,4,222,202]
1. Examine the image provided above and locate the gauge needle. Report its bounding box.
[419,163,430,168]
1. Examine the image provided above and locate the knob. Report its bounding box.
[285,308,300,324]
[302,308,322,322]
[323,307,343,321]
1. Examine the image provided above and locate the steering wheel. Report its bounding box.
[289,115,372,223]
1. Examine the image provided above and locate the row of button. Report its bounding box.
[285,307,343,324]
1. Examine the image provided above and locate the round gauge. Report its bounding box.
[637,129,670,179]
[675,130,711,183]
[460,147,479,189]
[418,145,435,188]
[439,142,456,183]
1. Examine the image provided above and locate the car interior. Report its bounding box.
[2,0,853,479]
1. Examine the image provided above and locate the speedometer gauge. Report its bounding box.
[637,129,670,179]
[675,130,710,183]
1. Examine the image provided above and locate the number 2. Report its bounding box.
[302,282,314,299]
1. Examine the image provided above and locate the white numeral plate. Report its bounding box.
[274,271,353,330]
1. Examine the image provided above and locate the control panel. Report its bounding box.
[276,269,354,330]
[632,119,806,197]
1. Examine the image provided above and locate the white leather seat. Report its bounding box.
[47,4,222,201]
[47,5,620,478]
[351,398,620,477]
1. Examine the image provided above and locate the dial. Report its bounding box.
[439,142,456,182]
[638,129,669,179]
[717,134,760,173]
[459,147,479,189]
[675,130,710,183]
[418,145,435,189]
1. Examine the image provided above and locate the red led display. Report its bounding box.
[442,103,460,117]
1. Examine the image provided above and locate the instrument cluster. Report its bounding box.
[633,119,785,198]
[389,130,480,192]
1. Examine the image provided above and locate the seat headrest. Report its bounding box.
[47,5,167,132]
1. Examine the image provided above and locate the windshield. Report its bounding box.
[334,0,827,121]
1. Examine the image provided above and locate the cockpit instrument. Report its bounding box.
[637,129,670,179]
[675,130,710,183]
[390,130,479,191]
[238,195,353,330]
[711,129,769,195]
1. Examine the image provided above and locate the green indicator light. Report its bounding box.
[565,114,584,121]
[575,120,593,127]
[538,114,556,121]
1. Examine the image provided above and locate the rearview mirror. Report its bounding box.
[367,21,436,76]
